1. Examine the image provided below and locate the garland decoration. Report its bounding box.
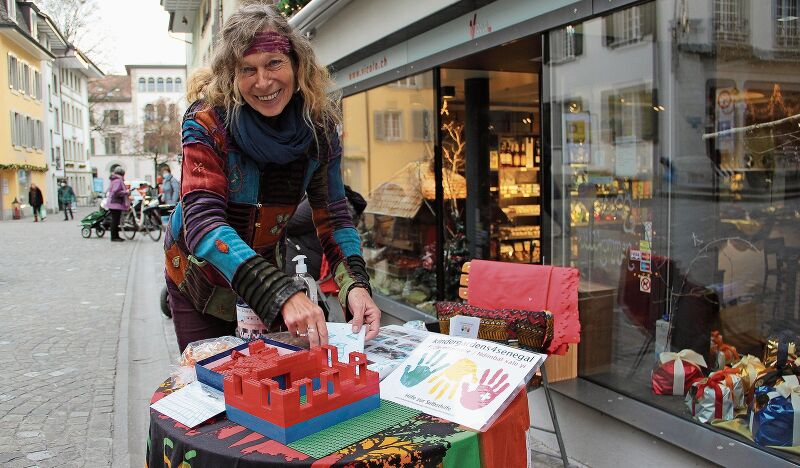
[0,163,49,172]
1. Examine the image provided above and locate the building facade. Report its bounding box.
[162,0,800,465]
[90,65,186,190]
[1,0,102,218]
[1,0,51,219]
[58,48,102,205]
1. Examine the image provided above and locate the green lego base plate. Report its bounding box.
[288,399,419,458]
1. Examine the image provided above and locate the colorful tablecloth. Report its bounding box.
[148,377,531,467]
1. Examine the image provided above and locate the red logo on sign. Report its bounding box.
[468,13,492,39]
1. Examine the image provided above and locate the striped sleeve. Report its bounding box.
[306,131,371,309]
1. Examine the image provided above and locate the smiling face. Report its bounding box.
[237,50,296,118]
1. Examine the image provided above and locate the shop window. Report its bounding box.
[775,0,800,48]
[373,111,402,141]
[342,71,437,314]
[547,1,800,463]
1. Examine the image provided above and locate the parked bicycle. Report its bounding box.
[122,197,162,241]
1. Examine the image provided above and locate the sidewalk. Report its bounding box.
[0,207,177,467]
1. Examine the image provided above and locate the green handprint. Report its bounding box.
[400,350,448,387]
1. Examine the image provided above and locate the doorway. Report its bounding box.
[440,34,544,265]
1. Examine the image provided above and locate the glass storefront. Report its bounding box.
[341,71,437,314]
[337,0,799,460]
[546,0,799,462]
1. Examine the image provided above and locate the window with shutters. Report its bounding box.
[411,109,431,141]
[8,54,19,90]
[550,24,583,63]
[604,3,654,48]
[714,0,749,44]
[106,109,123,125]
[373,111,403,141]
[775,0,800,49]
[105,134,120,154]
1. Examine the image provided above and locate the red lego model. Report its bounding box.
[222,341,380,443]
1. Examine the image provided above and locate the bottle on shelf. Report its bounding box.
[525,138,534,168]
[512,142,521,167]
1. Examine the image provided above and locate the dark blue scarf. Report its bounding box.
[230,96,313,170]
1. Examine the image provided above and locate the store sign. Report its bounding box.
[334,0,575,89]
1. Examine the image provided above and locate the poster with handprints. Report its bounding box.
[380,335,546,431]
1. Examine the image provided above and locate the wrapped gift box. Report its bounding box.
[686,377,734,423]
[709,368,745,410]
[750,375,800,447]
[652,350,707,396]
[710,330,740,370]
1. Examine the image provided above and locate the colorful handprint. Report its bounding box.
[427,358,478,400]
[460,368,509,410]
[400,350,448,387]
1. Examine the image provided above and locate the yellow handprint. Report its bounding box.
[427,358,478,400]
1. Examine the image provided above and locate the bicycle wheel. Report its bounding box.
[147,212,162,242]
[122,212,137,240]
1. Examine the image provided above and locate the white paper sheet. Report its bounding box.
[326,322,366,363]
[150,381,226,428]
[449,315,481,338]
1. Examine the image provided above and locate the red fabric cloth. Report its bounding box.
[466,260,580,355]
[479,387,530,468]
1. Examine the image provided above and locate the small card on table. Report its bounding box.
[150,381,226,428]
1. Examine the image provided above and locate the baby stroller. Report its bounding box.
[80,207,111,238]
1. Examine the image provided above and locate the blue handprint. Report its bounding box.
[400,350,448,387]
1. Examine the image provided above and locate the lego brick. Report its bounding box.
[196,338,301,391]
[225,393,381,444]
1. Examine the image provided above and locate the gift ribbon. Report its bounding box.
[660,350,706,396]
[710,367,738,396]
[733,355,765,388]
[775,375,800,447]
[695,379,724,419]
[660,349,707,368]
[711,331,739,366]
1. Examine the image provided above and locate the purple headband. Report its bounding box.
[244,31,293,56]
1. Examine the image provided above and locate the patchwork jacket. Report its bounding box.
[164,100,370,325]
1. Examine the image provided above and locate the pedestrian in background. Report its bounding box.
[58,181,76,221]
[28,183,44,222]
[160,166,180,204]
[107,167,130,242]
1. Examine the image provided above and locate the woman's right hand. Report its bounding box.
[280,292,328,347]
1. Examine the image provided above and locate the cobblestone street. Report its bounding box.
[0,208,177,467]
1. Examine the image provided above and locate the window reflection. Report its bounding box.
[341,71,437,313]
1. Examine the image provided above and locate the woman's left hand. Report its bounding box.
[347,287,381,340]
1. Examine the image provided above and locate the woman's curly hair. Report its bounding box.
[186,1,341,133]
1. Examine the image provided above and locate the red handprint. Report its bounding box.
[459,368,509,410]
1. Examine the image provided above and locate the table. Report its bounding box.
[147,374,531,468]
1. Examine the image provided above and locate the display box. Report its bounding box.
[195,338,301,391]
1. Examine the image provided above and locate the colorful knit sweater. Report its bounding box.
[164,100,370,325]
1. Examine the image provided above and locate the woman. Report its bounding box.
[28,183,44,222]
[107,167,130,242]
[164,3,379,352]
